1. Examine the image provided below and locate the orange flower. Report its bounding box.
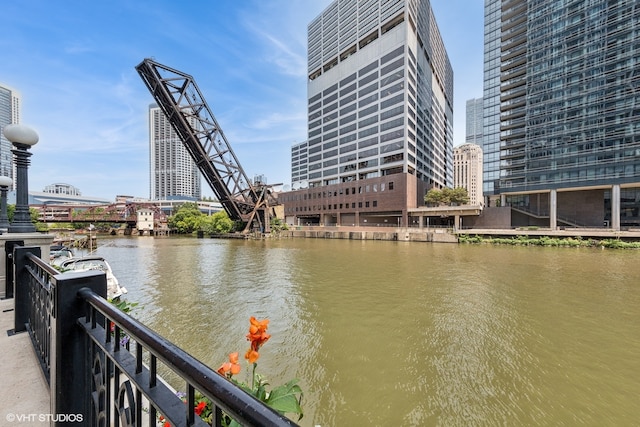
[217,352,241,376]
[246,317,271,352]
[245,348,260,364]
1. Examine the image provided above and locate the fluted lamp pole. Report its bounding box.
[0,176,12,233]
[2,124,39,233]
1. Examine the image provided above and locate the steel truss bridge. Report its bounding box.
[136,58,277,233]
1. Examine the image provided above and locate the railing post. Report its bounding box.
[13,245,38,333]
[50,270,106,426]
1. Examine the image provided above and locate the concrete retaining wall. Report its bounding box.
[282,228,458,243]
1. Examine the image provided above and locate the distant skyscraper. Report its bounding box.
[465,98,483,144]
[484,0,640,228]
[454,143,483,206]
[284,0,453,227]
[0,84,21,187]
[291,141,308,188]
[148,104,201,200]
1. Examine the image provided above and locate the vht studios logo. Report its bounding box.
[6,413,84,423]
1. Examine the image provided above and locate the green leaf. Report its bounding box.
[265,379,303,419]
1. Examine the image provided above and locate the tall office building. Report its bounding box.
[149,104,201,200]
[484,0,640,228]
[465,97,483,144]
[0,84,21,187]
[291,141,309,188]
[283,0,453,226]
[454,143,483,206]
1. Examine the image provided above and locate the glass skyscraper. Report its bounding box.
[484,0,640,227]
[0,84,21,188]
[482,0,503,201]
[465,97,483,144]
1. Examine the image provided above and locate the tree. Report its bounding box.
[168,202,203,234]
[424,188,448,206]
[424,187,469,206]
[270,217,288,233]
[449,187,470,205]
[200,210,234,234]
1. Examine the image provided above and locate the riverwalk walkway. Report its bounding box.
[0,297,49,425]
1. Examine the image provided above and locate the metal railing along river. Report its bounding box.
[12,245,296,427]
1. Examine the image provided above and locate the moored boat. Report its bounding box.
[58,255,127,299]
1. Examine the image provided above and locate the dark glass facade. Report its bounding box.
[497,0,640,192]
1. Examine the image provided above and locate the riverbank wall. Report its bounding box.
[280,227,459,243]
[279,225,640,243]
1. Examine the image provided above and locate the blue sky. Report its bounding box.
[2,0,483,200]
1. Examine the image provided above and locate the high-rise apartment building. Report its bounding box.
[149,104,201,200]
[454,143,483,206]
[283,0,453,226]
[465,98,483,144]
[0,84,21,187]
[482,1,502,201]
[483,0,640,228]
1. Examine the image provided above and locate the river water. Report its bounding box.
[91,236,640,426]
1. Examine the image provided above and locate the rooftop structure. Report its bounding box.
[43,183,82,196]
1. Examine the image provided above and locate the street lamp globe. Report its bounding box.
[2,124,39,147]
[2,124,39,233]
[0,176,12,187]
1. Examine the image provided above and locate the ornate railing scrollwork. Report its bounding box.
[116,380,136,427]
[91,353,107,427]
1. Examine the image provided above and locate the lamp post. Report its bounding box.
[2,124,39,233]
[0,176,12,233]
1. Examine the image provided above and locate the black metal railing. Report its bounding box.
[12,246,298,427]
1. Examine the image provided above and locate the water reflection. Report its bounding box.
[94,237,640,426]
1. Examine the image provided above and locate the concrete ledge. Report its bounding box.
[281,228,458,242]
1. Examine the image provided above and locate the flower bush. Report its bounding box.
[162,316,303,427]
[217,316,303,426]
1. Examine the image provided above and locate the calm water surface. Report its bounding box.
[92,236,640,426]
